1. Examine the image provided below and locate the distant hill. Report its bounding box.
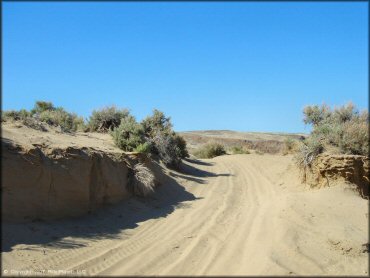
[179,130,307,154]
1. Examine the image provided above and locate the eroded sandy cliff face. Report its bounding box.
[303,154,369,198]
[1,122,166,222]
[2,142,133,221]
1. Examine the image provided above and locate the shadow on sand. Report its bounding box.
[180,158,232,178]
[168,158,232,185]
[1,169,201,252]
[1,157,230,253]
[184,158,214,166]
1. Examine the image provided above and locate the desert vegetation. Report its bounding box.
[229,145,251,155]
[128,163,155,197]
[282,138,299,155]
[109,109,189,167]
[2,101,189,169]
[111,116,149,152]
[193,142,226,159]
[88,106,130,132]
[2,101,85,132]
[295,102,368,168]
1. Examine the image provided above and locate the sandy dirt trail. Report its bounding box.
[2,154,368,276]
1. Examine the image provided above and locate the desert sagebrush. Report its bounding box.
[2,101,86,133]
[111,116,147,152]
[88,106,130,132]
[296,102,368,167]
[193,142,226,159]
[128,163,155,196]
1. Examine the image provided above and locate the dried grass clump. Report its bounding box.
[128,163,155,197]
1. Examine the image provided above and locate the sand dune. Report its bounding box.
[2,153,368,276]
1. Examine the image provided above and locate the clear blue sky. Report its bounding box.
[3,2,368,133]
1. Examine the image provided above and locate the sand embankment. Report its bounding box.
[302,153,369,198]
[2,130,368,276]
[2,122,164,221]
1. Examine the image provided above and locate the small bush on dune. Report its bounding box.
[111,116,147,152]
[193,142,226,159]
[294,136,324,167]
[88,106,130,132]
[303,104,331,126]
[141,109,172,138]
[141,109,189,167]
[128,163,155,197]
[151,132,182,168]
[229,145,250,154]
[22,117,48,131]
[173,134,189,158]
[296,102,368,167]
[31,101,55,115]
[339,116,368,155]
[2,101,86,132]
[38,107,84,132]
[134,142,151,154]
[283,138,299,155]
[109,108,189,167]
[2,109,31,121]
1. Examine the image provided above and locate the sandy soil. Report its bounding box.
[2,153,368,276]
[1,121,120,154]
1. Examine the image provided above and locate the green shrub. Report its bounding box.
[141,109,172,138]
[332,102,357,123]
[303,103,330,126]
[21,117,47,131]
[134,142,151,154]
[296,102,368,167]
[283,138,299,154]
[141,109,189,167]
[111,116,147,152]
[2,109,31,121]
[173,134,189,158]
[151,132,182,168]
[31,101,55,114]
[88,106,130,132]
[339,117,368,155]
[38,107,84,132]
[295,135,324,167]
[193,142,226,159]
[2,101,85,133]
[229,145,250,154]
